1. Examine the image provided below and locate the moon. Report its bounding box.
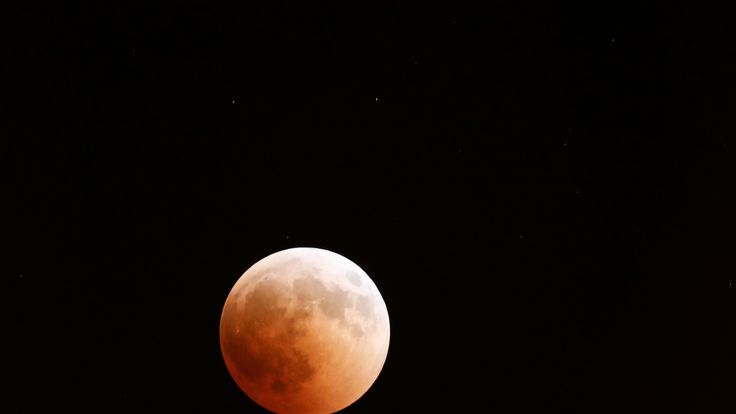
[219,247,390,414]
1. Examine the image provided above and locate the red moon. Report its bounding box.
[219,247,390,413]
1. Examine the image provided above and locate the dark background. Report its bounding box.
[7,1,736,412]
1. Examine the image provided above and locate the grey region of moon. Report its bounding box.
[220,247,390,414]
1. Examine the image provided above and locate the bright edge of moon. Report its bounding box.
[219,247,391,414]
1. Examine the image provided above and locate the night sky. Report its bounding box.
[8,1,736,413]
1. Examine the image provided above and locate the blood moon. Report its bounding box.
[219,247,390,413]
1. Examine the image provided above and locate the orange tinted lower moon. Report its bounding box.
[219,247,390,413]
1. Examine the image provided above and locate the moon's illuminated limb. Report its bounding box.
[220,248,390,414]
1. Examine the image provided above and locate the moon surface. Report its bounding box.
[219,247,390,414]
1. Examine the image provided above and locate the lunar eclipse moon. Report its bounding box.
[219,248,390,414]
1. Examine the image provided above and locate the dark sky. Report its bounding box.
[8,1,736,413]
